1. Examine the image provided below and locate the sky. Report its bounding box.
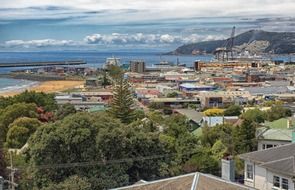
[0,0,294,51]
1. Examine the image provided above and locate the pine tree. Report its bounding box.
[101,71,111,88]
[234,119,257,154]
[109,77,135,123]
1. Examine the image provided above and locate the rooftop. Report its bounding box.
[240,143,295,177]
[112,172,255,190]
[264,118,295,129]
[174,109,204,124]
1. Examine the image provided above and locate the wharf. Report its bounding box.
[0,60,87,68]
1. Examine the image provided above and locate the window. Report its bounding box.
[246,164,253,180]
[273,176,289,190]
[262,144,276,150]
[282,178,289,190]
[273,176,280,188]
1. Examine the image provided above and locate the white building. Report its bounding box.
[240,143,295,190]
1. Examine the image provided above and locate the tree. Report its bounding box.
[26,112,168,189]
[201,124,235,152]
[6,117,41,148]
[42,175,92,190]
[0,91,57,111]
[0,149,6,177]
[242,109,266,123]
[166,92,178,98]
[211,140,228,160]
[224,105,242,116]
[108,65,124,81]
[263,100,283,107]
[163,107,173,115]
[183,147,219,175]
[133,109,145,120]
[101,71,111,88]
[148,102,165,110]
[159,114,199,176]
[0,103,38,144]
[204,108,224,116]
[55,103,76,120]
[266,106,292,121]
[109,77,135,123]
[234,119,257,154]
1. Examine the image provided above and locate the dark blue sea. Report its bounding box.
[0,51,294,93]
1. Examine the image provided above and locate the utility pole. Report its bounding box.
[0,176,4,190]
[8,151,17,190]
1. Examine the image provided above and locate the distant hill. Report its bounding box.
[168,30,295,55]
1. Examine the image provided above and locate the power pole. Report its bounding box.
[0,176,4,190]
[8,151,17,190]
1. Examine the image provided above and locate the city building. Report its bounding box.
[199,91,251,108]
[130,60,145,73]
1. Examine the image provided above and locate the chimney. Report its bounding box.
[221,156,235,182]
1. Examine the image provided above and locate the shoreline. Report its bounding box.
[0,80,85,97]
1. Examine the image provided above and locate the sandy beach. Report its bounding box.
[0,80,84,97]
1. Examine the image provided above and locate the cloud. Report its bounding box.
[2,33,225,49]
[5,39,76,48]
[0,0,294,23]
[84,33,225,45]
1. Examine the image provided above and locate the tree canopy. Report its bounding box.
[224,105,242,116]
[26,112,172,189]
[241,108,266,123]
[109,77,135,123]
[0,103,38,145]
[6,117,42,148]
[0,91,57,111]
[55,103,76,120]
[266,106,292,121]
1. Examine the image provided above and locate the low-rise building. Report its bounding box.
[256,118,294,150]
[240,143,295,190]
[202,116,239,127]
[199,91,251,108]
[55,94,106,111]
[149,97,201,108]
[112,172,255,190]
[135,88,161,99]
[179,83,217,96]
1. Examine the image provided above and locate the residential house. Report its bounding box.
[240,143,295,190]
[202,116,239,127]
[256,118,294,150]
[112,172,255,190]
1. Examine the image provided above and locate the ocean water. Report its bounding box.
[0,51,213,73]
[0,78,39,94]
